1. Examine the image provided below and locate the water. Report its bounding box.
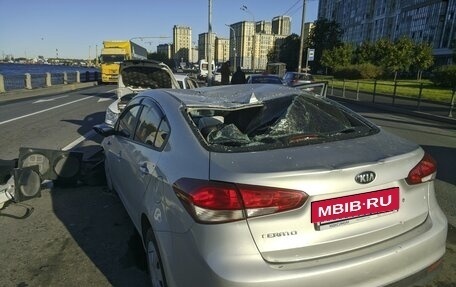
[0,63,99,76]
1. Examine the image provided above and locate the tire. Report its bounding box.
[145,228,167,287]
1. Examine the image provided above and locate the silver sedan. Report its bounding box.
[95,84,447,287]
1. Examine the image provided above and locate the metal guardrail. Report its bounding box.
[328,81,455,119]
[0,71,100,92]
[323,78,456,119]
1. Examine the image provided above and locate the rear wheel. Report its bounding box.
[145,228,167,287]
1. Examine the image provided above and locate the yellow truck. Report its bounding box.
[100,40,148,83]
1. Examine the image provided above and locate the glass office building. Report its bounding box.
[318,0,456,65]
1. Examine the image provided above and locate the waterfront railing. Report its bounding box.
[0,71,100,93]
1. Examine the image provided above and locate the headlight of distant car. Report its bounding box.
[105,107,119,126]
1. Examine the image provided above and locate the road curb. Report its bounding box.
[0,82,99,104]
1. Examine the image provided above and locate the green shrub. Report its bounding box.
[357,63,383,79]
[431,65,456,88]
[333,64,383,80]
[333,66,358,79]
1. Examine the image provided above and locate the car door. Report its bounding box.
[117,100,169,227]
[106,103,142,216]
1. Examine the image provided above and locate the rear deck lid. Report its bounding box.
[209,132,429,263]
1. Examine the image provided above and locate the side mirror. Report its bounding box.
[93,124,116,137]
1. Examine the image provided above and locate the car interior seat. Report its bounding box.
[197,116,224,139]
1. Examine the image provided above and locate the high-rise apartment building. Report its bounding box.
[157,44,173,59]
[272,16,292,36]
[173,25,192,63]
[215,37,230,64]
[191,44,199,65]
[231,21,256,69]
[230,16,292,70]
[256,21,272,34]
[255,33,276,70]
[318,0,456,65]
[303,22,314,42]
[198,32,216,62]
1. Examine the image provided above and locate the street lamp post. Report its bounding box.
[240,5,255,23]
[298,0,307,72]
[240,5,255,71]
[208,0,213,85]
[88,45,91,66]
[225,24,237,71]
[95,45,99,66]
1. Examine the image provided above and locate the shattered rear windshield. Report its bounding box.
[186,93,378,152]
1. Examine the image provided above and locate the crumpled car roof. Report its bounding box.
[166,84,310,109]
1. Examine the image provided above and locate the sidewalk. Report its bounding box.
[0,81,98,104]
[327,87,456,125]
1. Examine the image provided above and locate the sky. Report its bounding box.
[0,0,319,60]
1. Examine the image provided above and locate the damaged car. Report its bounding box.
[105,60,180,126]
[94,84,447,287]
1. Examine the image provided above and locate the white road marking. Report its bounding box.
[62,129,97,151]
[33,95,69,104]
[0,96,93,126]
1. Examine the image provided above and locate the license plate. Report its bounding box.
[311,187,400,224]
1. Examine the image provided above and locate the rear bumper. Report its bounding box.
[161,199,447,287]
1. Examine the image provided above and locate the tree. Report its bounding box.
[306,18,343,73]
[278,34,300,72]
[371,38,394,67]
[267,47,279,63]
[432,65,456,88]
[392,36,414,79]
[371,37,415,80]
[320,43,354,73]
[354,41,376,64]
[411,42,434,80]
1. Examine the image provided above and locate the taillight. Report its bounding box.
[173,178,308,224]
[406,153,437,185]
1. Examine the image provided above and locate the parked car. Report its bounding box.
[283,72,315,86]
[246,74,285,84]
[174,74,199,89]
[104,60,180,126]
[95,83,447,287]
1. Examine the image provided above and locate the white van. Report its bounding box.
[198,59,215,80]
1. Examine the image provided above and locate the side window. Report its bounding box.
[134,103,169,149]
[155,118,170,148]
[117,105,141,138]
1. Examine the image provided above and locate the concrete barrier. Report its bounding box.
[0,71,100,93]
[0,81,99,104]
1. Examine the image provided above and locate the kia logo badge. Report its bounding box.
[355,171,376,184]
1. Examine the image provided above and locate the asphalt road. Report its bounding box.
[0,86,455,287]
